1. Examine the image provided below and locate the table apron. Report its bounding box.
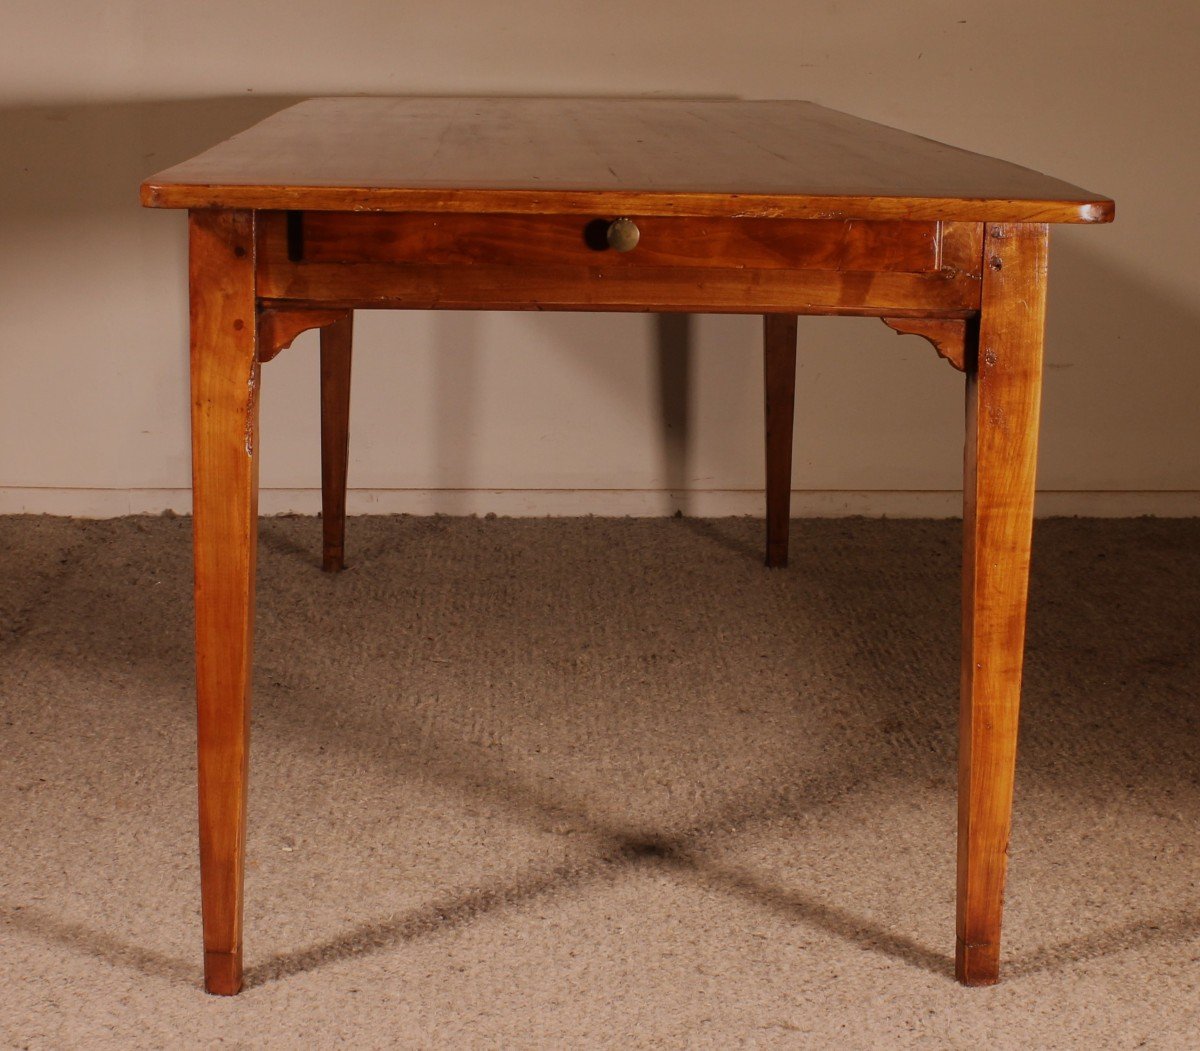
[293,211,945,272]
[256,212,983,316]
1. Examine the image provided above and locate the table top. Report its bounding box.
[141,97,1113,224]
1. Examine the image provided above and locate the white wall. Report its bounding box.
[2,1,1197,517]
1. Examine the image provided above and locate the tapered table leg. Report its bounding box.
[763,314,798,567]
[189,209,260,995]
[320,313,353,572]
[957,223,1048,986]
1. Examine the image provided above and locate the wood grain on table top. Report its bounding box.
[141,97,1113,223]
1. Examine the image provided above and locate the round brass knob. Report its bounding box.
[606,217,640,253]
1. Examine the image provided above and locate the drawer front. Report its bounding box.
[291,211,942,274]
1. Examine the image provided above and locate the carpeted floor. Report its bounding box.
[0,514,1197,1048]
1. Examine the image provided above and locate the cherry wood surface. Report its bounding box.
[258,258,984,317]
[957,223,1048,985]
[319,314,353,573]
[142,98,1113,224]
[255,210,985,317]
[298,212,941,273]
[149,98,1112,995]
[882,316,972,372]
[257,306,348,363]
[763,315,798,568]
[188,209,260,997]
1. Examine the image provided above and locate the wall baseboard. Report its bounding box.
[1,487,1197,518]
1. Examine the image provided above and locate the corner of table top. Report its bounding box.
[140,179,171,208]
[1073,198,1116,223]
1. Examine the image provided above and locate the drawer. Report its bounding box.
[287,211,942,274]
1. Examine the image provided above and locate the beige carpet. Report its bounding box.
[1,514,1197,1048]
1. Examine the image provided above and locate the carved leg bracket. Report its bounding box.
[881,317,976,372]
[258,307,351,363]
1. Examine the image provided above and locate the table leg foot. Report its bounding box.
[955,938,1000,986]
[204,950,244,996]
[763,314,797,568]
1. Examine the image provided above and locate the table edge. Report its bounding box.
[139,182,1115,224]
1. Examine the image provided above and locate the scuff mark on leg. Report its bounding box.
[245,364,258,458]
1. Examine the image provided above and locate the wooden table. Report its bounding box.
[141,98,1113,995]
